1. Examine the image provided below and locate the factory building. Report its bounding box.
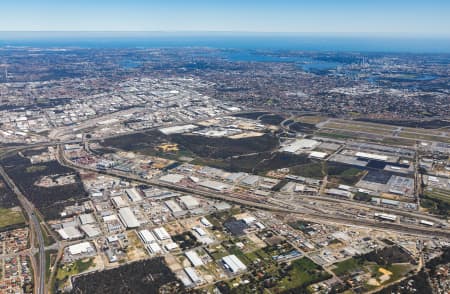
[80,224,101,238]
[79,213,96,225]
[185,250,203,267]
[125,188,143,202]
[159,173,185,184]
[57,227,83,240]
[147,243,162,254]
[138,229,156,244]
[118,207,140,229]
[184,267,202,285]
[67,242,95,255]
[165,200,186,217]
[198,179,230,192]
[179,195,200,210]
[222,255,247,273]
[153,227,171,240]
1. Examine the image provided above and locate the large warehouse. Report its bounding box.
[222,254,247,273]
[118,207,140,228]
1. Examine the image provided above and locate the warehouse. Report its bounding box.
[57,227,83,240]
[111,196,128,208]
[309,151,328,159]
[198,180,230,192]
[125,188,143,202]
[80,224,101,238]
[118,207,140,228]
[67,242,95,255]
[138,229,156,244]
[185,250,204,267]
[180,195,200,210]
[193,227,207,237]
[222,254,247,273]
[184,267,202,285]
[326,188,353,199]
[240,175,260,186]
[147,242,162,254]
[165,242,179,251]
[165,200,186,217]
[200,217,212,227]
[79,213,96,225]
[153,227,171,240]
[159,173,185,184]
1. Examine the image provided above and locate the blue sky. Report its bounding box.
[1,0,449,36]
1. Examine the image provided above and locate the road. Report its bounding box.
[0,165,46,294]
[57,145,450,239]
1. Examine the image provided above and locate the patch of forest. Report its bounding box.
[0,154,87,220]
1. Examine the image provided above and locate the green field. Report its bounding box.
[332,256,413,291]
[289,162,325,179]
[332,257,364,276]
[277,257,332,291]
[327,162,366,185]
[56,258,95,281]
[0,207,25,229]
[421,189,450,216]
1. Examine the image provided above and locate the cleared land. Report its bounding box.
[0,207,25,229]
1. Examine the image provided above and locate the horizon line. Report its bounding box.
[0,30,449,38]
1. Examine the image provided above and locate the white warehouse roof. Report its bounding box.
[180,195,200,209]
[153,227,171,240]
[138,229,156,244]
[57,227,83,240]
[222,254,247,273]
[68,242,94,255]
[118,207,140,228]
[160,173,185,184]
[185,250,203,267]
[198,180,230,192]
[125,188,143,202]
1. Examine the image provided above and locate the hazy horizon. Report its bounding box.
[1,31,450,54]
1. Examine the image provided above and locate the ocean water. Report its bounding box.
[0,32,450,54]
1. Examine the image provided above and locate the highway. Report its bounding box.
[0,165,46,294]
[57,145,450,239]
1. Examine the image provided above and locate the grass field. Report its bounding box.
[332,257,364,276]
[289,162,325,179]
[56,258,95,281]
[0,207,25,228]
[332,257,413,291]
[277,257,331,291]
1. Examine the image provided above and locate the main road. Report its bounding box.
[0,165,46,294]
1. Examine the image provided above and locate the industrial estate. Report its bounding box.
[0,45,449,294]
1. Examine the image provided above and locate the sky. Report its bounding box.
[0,0,449,36]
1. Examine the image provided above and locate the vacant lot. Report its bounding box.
[0,207,25,230]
